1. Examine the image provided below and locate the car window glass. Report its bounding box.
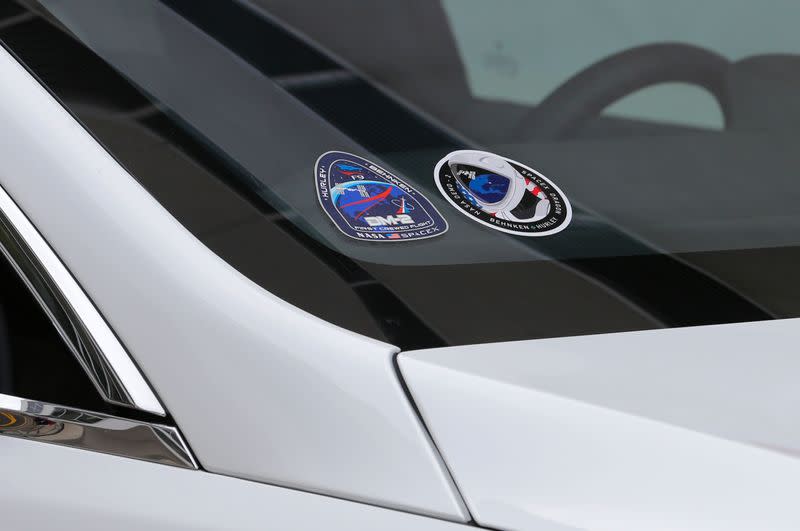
[0,252,111,413]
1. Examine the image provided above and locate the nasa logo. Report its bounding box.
[434,149,571,237]
[316,151,448,242]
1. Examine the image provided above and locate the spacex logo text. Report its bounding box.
[364,214,414,226]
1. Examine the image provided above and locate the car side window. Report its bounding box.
[0,251,110,413]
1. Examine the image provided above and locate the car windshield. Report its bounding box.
[5,0,800,347]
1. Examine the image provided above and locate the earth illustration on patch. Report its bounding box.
[331,180,405,221]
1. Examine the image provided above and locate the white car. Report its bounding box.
[1,1,799,530]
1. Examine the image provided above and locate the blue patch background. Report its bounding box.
[316,152,448,242]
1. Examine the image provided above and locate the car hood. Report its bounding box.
[399,318,800,531]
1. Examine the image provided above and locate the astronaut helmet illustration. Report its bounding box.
[447,151,550,223]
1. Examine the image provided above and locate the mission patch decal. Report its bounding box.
[316,151,448,242]
[434,150,571,237]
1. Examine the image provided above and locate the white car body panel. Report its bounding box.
[0,437,469,531]
[400,319,800,531]
[0,47,467,521]
[2,4,797,529]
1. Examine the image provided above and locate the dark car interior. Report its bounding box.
[0,247,109,412]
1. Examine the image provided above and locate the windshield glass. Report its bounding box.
[5,0,800,347]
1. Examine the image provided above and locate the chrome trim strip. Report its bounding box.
[0,393,197,468]
[0,183,165,415]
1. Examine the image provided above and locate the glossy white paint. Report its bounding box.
[0,437,470,531]
[400,319,800,531]
[0,47,467,521]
